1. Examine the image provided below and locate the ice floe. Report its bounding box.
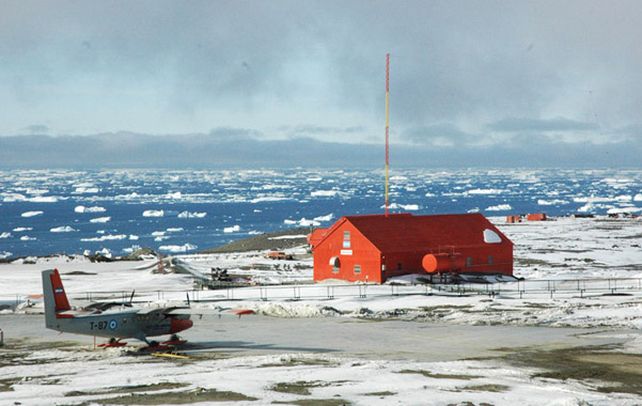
[224,225,241,233]
[89,216,111,223]
[311,190,338,197]
[142,209,164,217]
[74,205,106,213]
[485,204,512,212]
[159,243,197,252]
[50,226,77,233]
[21,211,43,218]
[177,211,207,218]
[81,234,127,242]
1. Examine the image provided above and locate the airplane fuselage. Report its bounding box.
[47,309,193,341]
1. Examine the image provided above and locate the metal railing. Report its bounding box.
[2,277,642,307]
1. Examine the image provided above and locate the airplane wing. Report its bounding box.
[165,307,255,317]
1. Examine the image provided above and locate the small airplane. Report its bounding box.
[41,268,250,349]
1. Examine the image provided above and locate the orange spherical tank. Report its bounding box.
[422,253,465,273]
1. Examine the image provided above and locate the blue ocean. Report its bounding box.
[1,168,641,258]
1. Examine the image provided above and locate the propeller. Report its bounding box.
[129,290,136,304]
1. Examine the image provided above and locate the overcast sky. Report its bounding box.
[1,0,641,166]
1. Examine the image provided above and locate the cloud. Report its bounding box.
[22,124,50,134]
[0,1,641,167]
[487,117,598,133]
[1,132,639,169]
[208,127,261,139]
[403,123,477,146]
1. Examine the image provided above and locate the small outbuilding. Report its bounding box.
[312,213,513,283]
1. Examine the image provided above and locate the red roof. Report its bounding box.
[320,213,512,253]
[307,227,329,247]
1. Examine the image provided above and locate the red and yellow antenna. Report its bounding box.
[384,53,391,217]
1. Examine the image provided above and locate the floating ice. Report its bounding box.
[28,196,58,203]
[12,227,32,232]
[177,211,207,218]
[383,203,419,211]
[89,217,111,223]
[0,251,12,259]
[2,193,26,202]
[21,211,43,218]
[73,187,99,194]
[20,236,36,241]
[311,190,338,197]
[81,234,127,242]
[165,191,182,199]
[166,227,184,232]
[466,188,505,195]
[50,226,77,233]
[151,231,166,237]
[634,193,642,202]
[0,232,11,239]
[74,205,106,213]
[143,209,164,217]
[224,225,241,233]
[485,204,512,212]
[250,196,289,203]
[129,234,139,240]
[537,199,569,206]
[158,243,197,252]
[313,213,334,222]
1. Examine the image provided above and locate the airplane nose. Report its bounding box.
[170,318,193,333]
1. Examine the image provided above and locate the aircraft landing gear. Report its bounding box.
[97,337,127,348]
[162,334,187,346]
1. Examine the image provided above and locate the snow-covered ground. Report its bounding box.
[2,343,641,406]
[0,216,640,331]
[1,216,642,404]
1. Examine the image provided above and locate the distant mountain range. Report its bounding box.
[0,132,639,168]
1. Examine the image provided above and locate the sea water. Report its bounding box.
[0,168,640,258]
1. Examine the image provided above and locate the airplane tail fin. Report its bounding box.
[41,269,71,328]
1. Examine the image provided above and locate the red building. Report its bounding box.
[312,213,513,283]
[526,213,547,221]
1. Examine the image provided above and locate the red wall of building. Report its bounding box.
[379,244,512,279]
[313,216,514,283]
[313,221,383,283]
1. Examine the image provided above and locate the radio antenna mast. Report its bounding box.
[384,53,391,217]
